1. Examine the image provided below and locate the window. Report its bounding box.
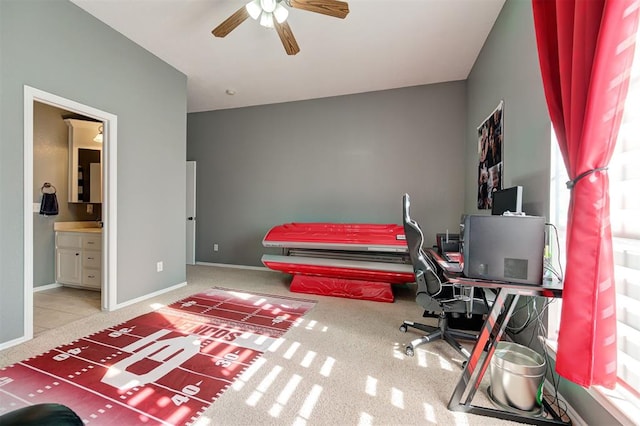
[610,48,640,393]
[548,22,640,412]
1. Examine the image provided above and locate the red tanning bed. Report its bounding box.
[261,223,415,302]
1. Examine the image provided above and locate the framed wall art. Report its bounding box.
[477,100,503,210]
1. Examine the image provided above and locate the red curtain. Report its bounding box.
[532,0,639,388]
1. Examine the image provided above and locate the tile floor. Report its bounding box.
[33,286,101,336]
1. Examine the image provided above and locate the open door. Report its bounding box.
[186,161,196,265]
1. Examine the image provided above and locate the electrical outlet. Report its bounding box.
[156,261,163,272]
[87,204,93,214]
[213,244,219,252]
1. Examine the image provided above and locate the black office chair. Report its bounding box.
[0,403,83,425]
[399,193,489,358]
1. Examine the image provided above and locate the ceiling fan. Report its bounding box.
[212,0,349,55]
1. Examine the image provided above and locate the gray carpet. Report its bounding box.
[1,265,525,425]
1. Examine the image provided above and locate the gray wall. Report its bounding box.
[187,82,468,267]
[465,1,616,424]
[0,0,187,345]
[465,0,550,216]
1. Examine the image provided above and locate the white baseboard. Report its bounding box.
[0,335,31,351]
[33,283,62,292]
[195,261,275,272]
[112,281,187,310]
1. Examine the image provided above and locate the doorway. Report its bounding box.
[33,104,102,335]
[23,85,118,341]
[186,161,196,265]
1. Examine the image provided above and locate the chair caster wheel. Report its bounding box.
[399,325,408,333]
[405,346,414,357]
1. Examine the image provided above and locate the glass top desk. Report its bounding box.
[426,249,570,425]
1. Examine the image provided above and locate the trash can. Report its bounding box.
[489,341,546,412]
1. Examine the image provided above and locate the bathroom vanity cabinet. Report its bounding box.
[55,230,102,290]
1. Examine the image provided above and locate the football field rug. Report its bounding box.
[0,287,317,425]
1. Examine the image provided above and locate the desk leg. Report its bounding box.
[447,288,570,425]
[448,288,516,408]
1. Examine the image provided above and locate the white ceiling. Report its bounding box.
[71,0,506,113]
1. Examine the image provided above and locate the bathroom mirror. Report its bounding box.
[64,119,103,203]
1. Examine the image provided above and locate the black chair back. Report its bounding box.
[402,194,441,297]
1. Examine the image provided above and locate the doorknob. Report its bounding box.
[187,217,195,221]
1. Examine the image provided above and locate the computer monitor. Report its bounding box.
[491,185,523,215]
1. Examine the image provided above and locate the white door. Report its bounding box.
[186,161,196,265]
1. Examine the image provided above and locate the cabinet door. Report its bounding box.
[56,248,82,285]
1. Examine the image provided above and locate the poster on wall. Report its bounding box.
[477,100,504,209]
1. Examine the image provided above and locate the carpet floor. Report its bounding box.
[1,287,315,425]
[1,265,530,425]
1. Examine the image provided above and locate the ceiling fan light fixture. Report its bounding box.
[246,0,262,20]
[273,4,288,23]
[260,0,277,13]
[259,11,274,28]
[212,0,349,55]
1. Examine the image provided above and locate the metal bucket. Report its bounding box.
[489,341,546,412]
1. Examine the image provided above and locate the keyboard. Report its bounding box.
[443,252,462,263]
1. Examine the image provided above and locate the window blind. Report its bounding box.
[610,43,640,392]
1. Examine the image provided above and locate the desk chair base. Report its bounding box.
[400,313,478,359]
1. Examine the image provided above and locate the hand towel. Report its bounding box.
[40,192,59,216]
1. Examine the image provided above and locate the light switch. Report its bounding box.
[33,203,40,213]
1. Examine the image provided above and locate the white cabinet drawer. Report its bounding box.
[56,233,83,249]
[83,235,102,250]
[83,252,101,268]
[83,269,101,289]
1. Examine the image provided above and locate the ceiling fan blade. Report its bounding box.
[212,6,250,38]
[274,20,300,55]
[288,0,349,19]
